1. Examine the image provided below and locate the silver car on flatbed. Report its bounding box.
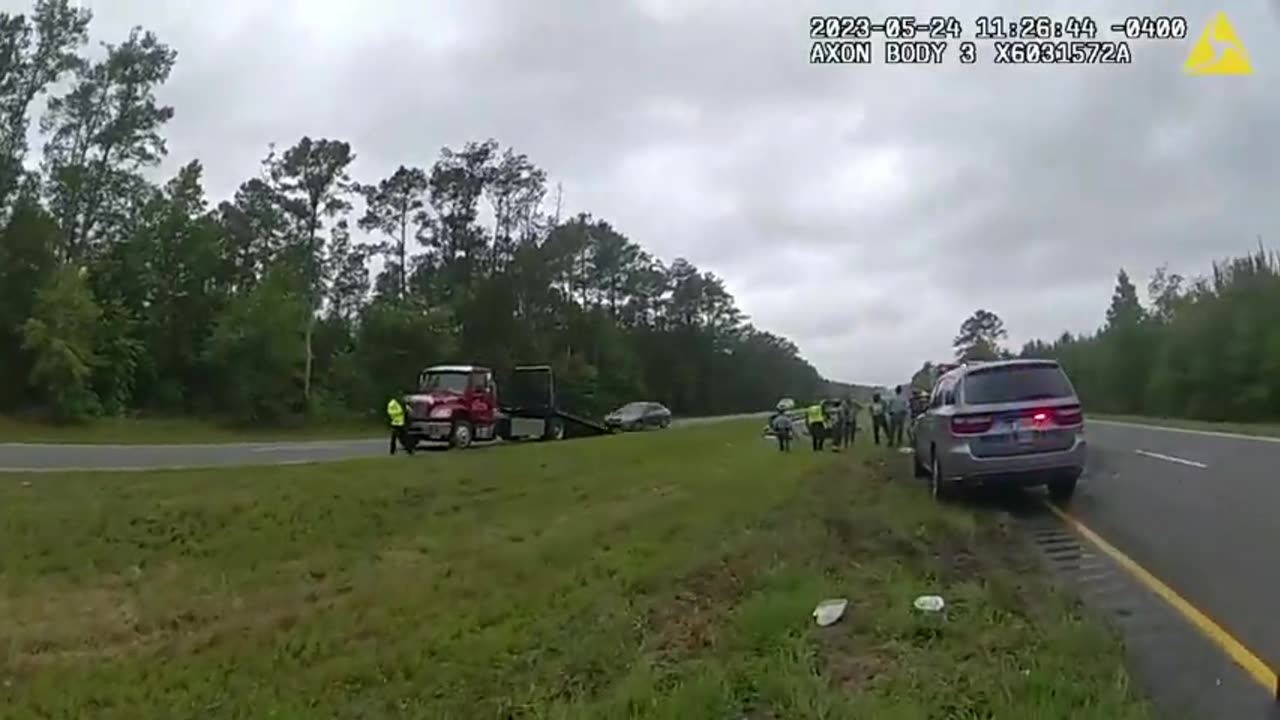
[911,359,1087,501]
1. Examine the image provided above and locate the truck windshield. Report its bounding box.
[418,372,469,394]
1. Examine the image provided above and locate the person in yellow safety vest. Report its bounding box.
[386,396,413,456]
[805,402,827,452]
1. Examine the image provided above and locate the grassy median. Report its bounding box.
[0,415,381,444]
[0,420,1150,719]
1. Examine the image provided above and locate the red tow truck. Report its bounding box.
[401,363,612,450]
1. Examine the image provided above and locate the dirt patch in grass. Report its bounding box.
[4,571,362,671]
[819,636,895,694]
[646,552,755,660]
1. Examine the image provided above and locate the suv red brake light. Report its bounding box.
[1053,405,1083,426]
[950,414,993,435]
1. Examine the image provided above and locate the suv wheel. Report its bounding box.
[930,455,954,502]
[451,421,474,449]
[912,443,929,478]
[1048,473,1079,504]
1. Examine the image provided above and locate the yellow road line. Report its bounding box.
[1046,502,1278,697]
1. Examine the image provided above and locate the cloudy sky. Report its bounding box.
[21,0,1280,385]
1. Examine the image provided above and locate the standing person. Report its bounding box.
[386,395,413,456]
[908,388,927,443]
[841,396,857,447]
[768,407,794,452]
[870,392,888,446]
[888,385,910,448]
[827,401,844,453]
[805,401,827,451]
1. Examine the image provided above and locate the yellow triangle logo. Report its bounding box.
[1184,12,1252,75]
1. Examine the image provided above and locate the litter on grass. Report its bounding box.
[913,595,945,612]
[813,598,848,627]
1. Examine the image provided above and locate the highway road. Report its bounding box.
[0,413,766,472]
[1074,419,1280,682]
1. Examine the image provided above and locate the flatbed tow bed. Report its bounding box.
[549,409,611,437]
[496,364,614,442]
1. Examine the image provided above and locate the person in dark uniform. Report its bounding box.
[768,409,793,452]
[841,396,857,447]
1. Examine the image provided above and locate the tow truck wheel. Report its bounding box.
[450,421,474,449]
[542,419,565,441]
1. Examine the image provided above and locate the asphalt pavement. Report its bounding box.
[0,413,766,472]
[1073,419,1280,681]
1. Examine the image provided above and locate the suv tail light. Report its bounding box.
[950,414,993,435]
[1053,405,1083,426]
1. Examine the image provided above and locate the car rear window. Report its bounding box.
[961,364,1074,405]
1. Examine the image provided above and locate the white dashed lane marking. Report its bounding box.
[1134,449,1208,469]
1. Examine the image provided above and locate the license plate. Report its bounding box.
[1012,419,1035,443]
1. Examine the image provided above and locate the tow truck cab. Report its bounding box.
[402,365,498,449]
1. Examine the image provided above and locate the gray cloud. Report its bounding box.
[22,0,1280,384]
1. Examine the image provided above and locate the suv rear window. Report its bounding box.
[961,364,1074,405]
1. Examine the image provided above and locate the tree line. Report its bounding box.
[1020,247,1280,422]
[913,246,1280,423]
[0,1,825,425]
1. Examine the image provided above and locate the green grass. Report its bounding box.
[0,415,381,444]
[1089,413,1280,439]
[0,420,1151,719]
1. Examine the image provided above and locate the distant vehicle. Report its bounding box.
[764,407,806,437]
[604,401,672,431]
[911,359,1086,502]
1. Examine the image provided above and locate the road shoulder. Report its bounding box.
[1089,414,1280,442]
[0,415,381,445]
